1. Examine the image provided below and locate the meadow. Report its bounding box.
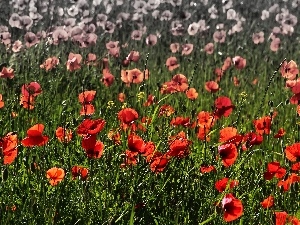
[0,0,300,224]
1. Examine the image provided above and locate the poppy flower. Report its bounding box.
[117,108,139,124]
[197,111,215,129]
[102,72,115,87]
[0,94,4,108]
[159,105,175,117]
[55,127,72,143]
[233,76,240,86]
[218,143,238,167]
[291,162,300,171]
[215,177,239,193]
[20,95,35,110]
[127,68,144,84]
[270,37,281,52]
[213,30,226,43]
[46,167,65,186]
[166,56,180,71]
[71,166,88,180]
[232,56,246,70]
[66,53,82,71]
[21,82,42,97]
[200,165,216,174]
[170,117,191,127]
[81,134,104,159]
[107,129,121,145]
[219,127,238,143]
[242,132,263,150]
[0,67,14,79]
[205,81,219,93]
[78,90,96,104]
[127,134,145,154]
[275,211,288,225]
[80,104,95,116]
[21,124,49,147]
[40,57,59,71]
[182,44,193,55]
[197,126,211,141]
[121,150,138,167]
[277,173,300,191]
[77,118,106,136]
[118,93,126,103]
[171,74,189,92]
[144,94,155,107]
[0,132,18,165]
[214,96,234,118]
[222,57,232,71]
[263,161,286,180]
[167,132,192,158]
[142,141,156,161]
[274,128,285,138]
[221,193,243,222]
[170,43,180,53]
[253,116,272,135]
[261,195,274,209]
[214,68,224,78]
[204,43,214,54]
[290,93,300,104]
[126,51,140,63]
[285,143,300,162]
[280,60,299,80]
[186,88,198,100]
[149,152,169,173]
[85,53,97,66]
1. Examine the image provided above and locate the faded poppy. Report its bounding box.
[232,56,246,70]
[170,43,180,53]
[66,52,82,71]
[261,195,274,209]
[200,165,216,174]
[77,118,106,136]
[252,31,264,44]
[205,81,219,93]
[126,51,140,62]
[117,108,139,124]
[280,60,299,80]
[213,30,226,43]
[253,116,272,135]
[55,127,72,143]
[0,67,14,79]
[233,76,240,86]
[285,143,300,162]
[222,57,232,71]
[215,177,239,193]
[118,93,126,103]
[182,44,193,55]
[166,56,180,71]
[85,53,97,66]
[186,88,198,100]
[221,193,243,222]
[21,124,49,147]
[102,72,115,87]
[127,68,144,84]
[46,167,65,186]
[40,57,59,71]
[218,143,238,167]
[71,166,88,180]
[81,134,104,159]
[214,96,234,118]
[263,161,286,180]
[204,43,214,54]
[0,132,18,165]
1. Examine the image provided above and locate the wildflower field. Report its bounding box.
[1,0,300,224]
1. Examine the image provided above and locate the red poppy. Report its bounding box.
[78,90,96,104]
[205,81,219,93]
[277,173,300,191]
[170,117,191,127]
[107,129,121,145]
[274,128,285,138]
[0,132,18,165]
[0,67,14,79]
[117,108,139,124]
[21,124,49,147]
[77,118,106,136]
[55,127,72,143]
[71,166,88,180]
[118,93,126,103]
[285,143,300,162]
[46,167,65,186]
[219,127,238,143]
[197,111,215,129]
[0,94,4,108]
[253,116,272,135]
[200,165,216,174]
[20,95,35,110]
[242,132,263,149]
[215,177,239,193]
[81,134,104,159]
[218,143,238,167]
[171,74,189,92]
[275,211,288,225]
[214,96,234,118]
[144,94,155,106]
[263,161,286,180]
[79,104,95,116]
[21,82,42,97]
[142,141,156,161]
[186,88,198,100]
[197,126,211,141]
[222,57,232,71]
[221,193,243,222]
[127,134,145,154]
[149,152,169,173]
[102,72,115,87]
[261,195,274,209]
[159,105,175,117]
[291,162,300,171]
[121,150,138,167]
[167,132,192,158]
